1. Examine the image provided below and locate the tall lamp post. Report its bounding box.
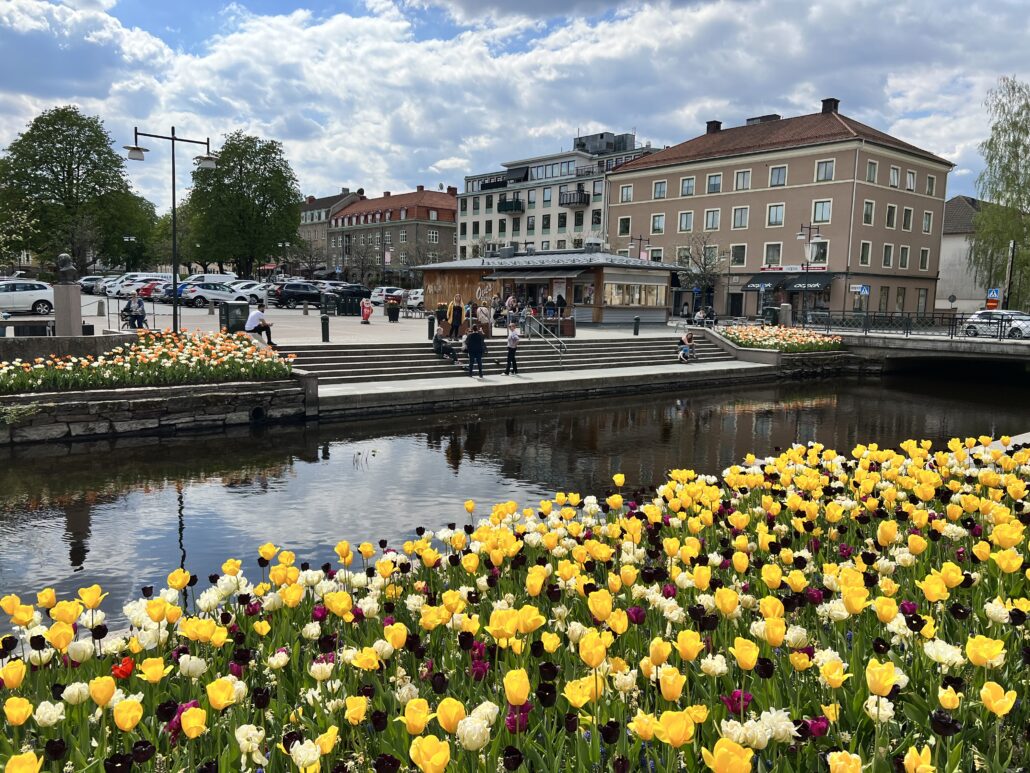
[122,235,136,271]
[627,234,651,260]
[796,223,821,328]
[278,241,291,276]
[123,127,218,333]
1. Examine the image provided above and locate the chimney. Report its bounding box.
[821,97,840,114]
[341,187,350,194]
[706,120,722,134]
[306,195,315,204]
[446,185,457,196]
[416,184,424,192]
[383,191,390,197]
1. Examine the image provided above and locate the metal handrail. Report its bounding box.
[524,314,567,367]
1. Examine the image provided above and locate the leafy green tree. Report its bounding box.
[189,131,301,278]
[972,77,1030,309]
[0,106,138,271]
[0,196,37,264]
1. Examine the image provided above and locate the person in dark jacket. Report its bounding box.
[556,294,567,318]
[433,324,459,364]
[446,294,464,339]
[464,323,486,378]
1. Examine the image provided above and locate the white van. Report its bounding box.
[184,273,237,284]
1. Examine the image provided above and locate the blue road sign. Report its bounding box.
[987,288,1000,300]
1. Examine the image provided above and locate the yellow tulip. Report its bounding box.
[865,658,896,697]
[587,589,613,622]
[113,699,143,732]
[686,704,709,724]
[205,678,237,711]
[820,660,851,689]
[612,473,625,487]
[980,681,1017,716]
[35,588,56,610]
[258,542,279,561]
[0,659,27,690]
[628,710,660,740]
[315,725,339,755]
[729,637,759,671]
[608,608,629,635]
[436,697,466,734]
[44,622,74,653]
[763,617,786,647]
[279,583,304,608]
[3,752,44,773]
[658,665,686,702]
[253,620,271,637]
[827,751,862,773]
[714,587,739,617]
[873,596,898,624]
[702,738,754,772]
[89,676,115,708]
[181,707,207,739]
[396,698,433,735]
[49,599,83,625]
[76,584,107,610]
[344,696,367,725]
[938,686,961,710]
[760,563,782,589]
[655,709,695,748]
[503,668,530,707]
[167,568,191,591]
[902,745,933,773]
[821,703,840,722]
[384,622,408,650]
[579,630,607,669]
[541,632,561,653]
[676,629,705,661]
[563,677,593,708]
[221,558,241,576]
[517,605,545,635]
[966,635,1006,668]
[3,696,32,726]
[351,647,381,671]
[409,735,450,773]
[137,657,171,684]
[461,553,480,574]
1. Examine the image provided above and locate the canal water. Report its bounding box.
[1,375,1027,629]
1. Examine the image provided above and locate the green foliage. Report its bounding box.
[0,403,40,425]
[190,131,302,279]
[972,77,1030,309]
[0,106,154,271]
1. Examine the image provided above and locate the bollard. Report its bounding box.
[303,301,309,316]
[96,300,105,317]
[207,302,214,315]
[321,314,330,343]
[633,316,640,336]
[427,315,435,341]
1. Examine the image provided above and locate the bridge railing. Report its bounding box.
[802,311,1029,341]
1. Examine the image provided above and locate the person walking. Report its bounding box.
[464,323,486,378]
[360,297,373,324]
[124,292,146,329]
[447,294,464,339]
[504,322,520,375]
[476,301,492,331]
[245,303,275,345]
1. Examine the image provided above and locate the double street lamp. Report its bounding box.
[124,127,218,332]
[796,223,822,327]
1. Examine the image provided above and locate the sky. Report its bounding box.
[1,0,1027,211]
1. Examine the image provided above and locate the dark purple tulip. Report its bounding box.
[564,712,579,733]
[44,739,67,762]
[104,753,133,772]
[312,604,328,622]
[662,584,677,599]
[282,730,302,751]
[505,702,532,734]
[370,711,388,732]
[627,607,646,625]
[899,600,918,616]
[804,588,824,605]
[470,659,490,681]
[503,746,525,770]
[373,754,401,773]
[720,690,754,715]
[806,716,829,737]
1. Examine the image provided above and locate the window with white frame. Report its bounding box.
[678,211,693,232]
[767,203,784,227]
[618,216,631,236]
[926,175,936,196]
[899,245,910,269]
[680,177,695,196]
[901,207,913,231]
[384,232,392,245]
[703,245,718,262]
[676,246,690,261]
[649,247,664,262]
[816,160,835,181]
[764,243,782,266]
[428,229,439,244]
[919,248,930,270]
[542,188,552,205]
[922,211,933,234]
[812,200,831,224]
[866,160,878,183]
[707,173,722,194]
[730,244,746,266]
[619,185,633,203]
[734,170,751,191]
[859,241,871,266]
[769,166,787,187]
[399,229,407,243]
[732,206,749,229]
[882,244,893,268]
[905,171,916,191]
[653,181,667,199]
[889,166,900,188]
[863,200,875,225]
[651,213,665,234]
[809,240,828,264]
[704,208,720,230]
[885,204,897,229]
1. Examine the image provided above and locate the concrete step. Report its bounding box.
[280,337,689,354]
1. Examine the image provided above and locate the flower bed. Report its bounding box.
[1,436,1028,772]
[0,331,293,394]
[721,326,843,353]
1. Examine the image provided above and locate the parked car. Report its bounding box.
[78,275,106,294]
[270,282,327,309]
[137,280,164,299]
[183,273,238,285]
[334,284,372,299]
[406,289,425,310]
[181,283,250,308]
[963,310,1030,339]
[0,279,54,314]
[370,286,405,306]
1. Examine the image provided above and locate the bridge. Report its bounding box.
[836,332,1029,369]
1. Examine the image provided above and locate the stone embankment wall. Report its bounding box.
[0,333,136,363]
[779,351,882,378]
[0,378,314,445]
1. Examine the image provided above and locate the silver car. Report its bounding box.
[963,310,1030,339]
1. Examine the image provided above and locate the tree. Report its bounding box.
[0,197,37,263]
[0,106,135,271]
[189,131,301,279]
[675,231,725,298]
[972,76,1030,309]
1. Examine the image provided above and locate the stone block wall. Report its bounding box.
[0,333,136,363]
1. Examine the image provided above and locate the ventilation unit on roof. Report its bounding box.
[745,114,782,125]
[498,246,516,259]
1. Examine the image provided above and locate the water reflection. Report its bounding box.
[0,376,1027,630]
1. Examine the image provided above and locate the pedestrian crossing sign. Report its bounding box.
[987,288,1000,300]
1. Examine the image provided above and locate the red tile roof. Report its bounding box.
[336,188,456,217]
[615,111,953,174]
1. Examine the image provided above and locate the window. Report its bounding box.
[866,160,878,183]
[651,213,665,234]
[769,166,787,187]
[704,209,720,230]
[528,189,537,206]
[539,240,549,250]
[512,217,521,234]
[895,286,906,312]
[557,212,567,229]
[879,286,890,312]
[542,188,552,205]
[885,204,897,229]
[859,241,871,266]
[498,220,506,234]
[902,207,913,231]
[767,203,784,227]
[484,221,492,236]
[618,216,631,236]
[734,170,751,191]
[678,211,694,232]
[460,198,468,213]
[619,185,633,203]
[484,196,492,211]
[428,229,439,244]
[471,223,479,237]
[882,244,893,267]
[764,243,782,266]
[812,200,831,224]
[384,232,391,245]
[653,181,667,199]
[542,214,551,230]
[922,211,933,234]
[919,248,929,271]
[917,287,928,313]
[680,177,695,196]
[592,179,603,196]
[527,216,535,233]
[816,160,835,181]
[572,210,583,228]
[926,175,936,196]
[863,200,875,225]
[707,173,722,194]
[649,247,663,262]
[732,206,749,229]
[809,240,828,264]
[899,245,909,269]
[730,244,746,266]
[905,171,916,191]
[473,197,480,212]
[889,166,900,188]
[591,209,602,226]
[399,229,407,243]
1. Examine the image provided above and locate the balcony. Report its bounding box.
[497,199,524,214]
[559,190,591,208]
[480,179,508,191]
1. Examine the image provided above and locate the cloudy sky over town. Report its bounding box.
[1,0,1027,208]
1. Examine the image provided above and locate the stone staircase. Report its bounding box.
[280,335,734,385]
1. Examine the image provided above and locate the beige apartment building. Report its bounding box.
[608,98,954,318]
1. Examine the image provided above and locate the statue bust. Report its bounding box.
[56,253,78,284]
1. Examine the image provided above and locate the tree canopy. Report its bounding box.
[0,105,154,271]
[972,76,1030,309]
[190,131,301,278]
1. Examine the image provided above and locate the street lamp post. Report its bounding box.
[627,234,651,260]
[122,235,136,271]
[124,127,217,333]
[278,242,291,276]
[796,223,821,328]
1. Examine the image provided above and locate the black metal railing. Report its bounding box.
[558,190,591,207]
[497,199,524,214]
[801,310,1030,340]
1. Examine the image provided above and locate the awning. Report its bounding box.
[782,273,835,292]
[259,263,278,270]
[741,273,786,292]
[505,166,529,182]
[482,269,584,281]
